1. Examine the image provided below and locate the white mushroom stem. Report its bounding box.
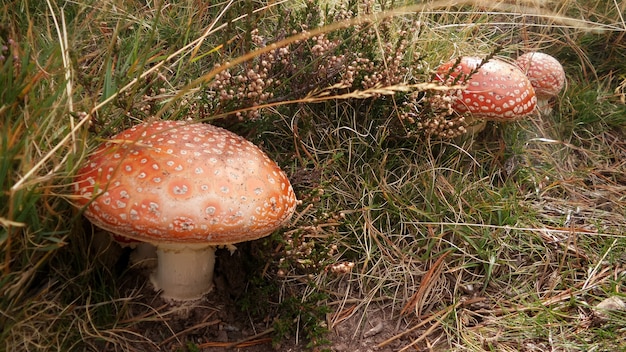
[535,97,554,116]
[150,243,216,301]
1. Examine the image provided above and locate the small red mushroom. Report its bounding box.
[514,52,565,114]
[434,56,537,122]
[74,120,298,301]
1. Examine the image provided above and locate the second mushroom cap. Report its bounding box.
[514,51,565,100]
[435,56,537,121]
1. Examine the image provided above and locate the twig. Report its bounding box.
[197,328,274,349]
[377,301,460,348]
[158,319,220,346]
[226,327,274,348]
[401,251,452,316]
[398,317,442,352]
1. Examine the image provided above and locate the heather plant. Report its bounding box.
[201,1,419,125]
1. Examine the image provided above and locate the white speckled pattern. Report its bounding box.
[514,52,565,99]
[435,56,537,121]
[75,120,298,245]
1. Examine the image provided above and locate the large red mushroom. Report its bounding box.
[434,56,537,128]
[74,120,298,301]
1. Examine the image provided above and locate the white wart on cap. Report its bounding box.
[435,56,537,121]
[75,120,298,301]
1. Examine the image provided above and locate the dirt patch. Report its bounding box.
[325,307,432,352]
[96,243,430,351]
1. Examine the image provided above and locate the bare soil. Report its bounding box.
[100,244,426,352]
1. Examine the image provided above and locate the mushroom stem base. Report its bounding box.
[150,243,216,301]
[535,98,554,115]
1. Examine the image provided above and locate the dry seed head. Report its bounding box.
[326,262,355,274]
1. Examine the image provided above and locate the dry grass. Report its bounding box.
[1,0,625,351]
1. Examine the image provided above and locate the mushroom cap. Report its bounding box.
[111,234,139,245]
[434,56,537,121]
[75,120,298,245]
[514,52,565,99]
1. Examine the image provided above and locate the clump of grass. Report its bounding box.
[2,0,626,351]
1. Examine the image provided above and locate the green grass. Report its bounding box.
[2,0,626,350]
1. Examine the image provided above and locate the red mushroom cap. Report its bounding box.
[75,120,298,245]
[434,56,537,121]
[110,233,138,245]
[514,52,565,100]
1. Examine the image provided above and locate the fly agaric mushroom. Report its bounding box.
[514,52,565,114]
[434,56,537,127]
[74,120,298,301]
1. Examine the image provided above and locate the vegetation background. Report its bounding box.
[1,0,625,351]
